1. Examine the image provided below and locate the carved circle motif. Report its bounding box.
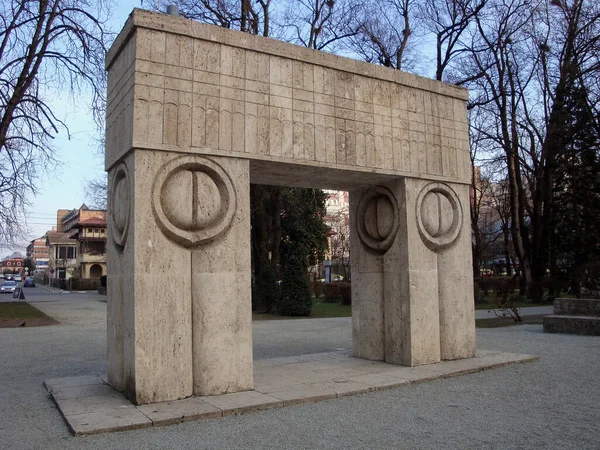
[416,182,462,251]
[110,162,131,248]
[152,155,236,248]
[356,186,400,253]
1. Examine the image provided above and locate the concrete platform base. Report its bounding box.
[543,315,600,336]
[543,298,600,336]
[45,349,538,436]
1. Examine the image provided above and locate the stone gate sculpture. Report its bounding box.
[106,9,475,405]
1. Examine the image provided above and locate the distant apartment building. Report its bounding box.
[46,204,107,279]
[322,190,351,281]
[26,236,50,271]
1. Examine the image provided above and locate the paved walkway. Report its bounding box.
[1,293,598,449]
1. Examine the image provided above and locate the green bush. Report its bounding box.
[474,276,519,299]
[278,256,312,316]
[311,280,325,298]
[473,282,484,304]
[323,282,352,305]
[575,261,600,299]
[322,283,340,303]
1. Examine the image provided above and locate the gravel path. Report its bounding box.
[1,291,598,449]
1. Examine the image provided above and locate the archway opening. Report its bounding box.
[90,264,103,279]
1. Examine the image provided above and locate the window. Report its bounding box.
[56,246,76,260]
[88,228,93,233]
[94,228,99,233]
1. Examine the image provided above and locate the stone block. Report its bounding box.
[137,397,223,425]
[268,385,337,406]
[65,406,152,436]
[44,375,104,393]
[543,315,600,336]
[345,372,412,391]
[552,298,600,316]
[201,391,284,416]
[46,350,538,435]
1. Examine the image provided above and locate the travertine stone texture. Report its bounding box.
[108,150,194,405]
[105,9,475,404]
[106,9,470,188]
[107,151,251,404]
[46,350,537,434]
[190,157,253,395]
[107,154,135,395]
[350,178,475,367]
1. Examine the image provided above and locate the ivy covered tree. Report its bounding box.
[275,188,328,315]
[280,188,329,268]
[278,255,313,316]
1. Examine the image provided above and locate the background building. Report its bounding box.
[1,252,24,274]
[26,237,50,272]
[322,190,351,281]
[45,204,107,280]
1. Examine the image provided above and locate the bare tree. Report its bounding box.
[160,0,240,28]
[458,0,600,298]
[281,0,361,52]
[325,205,350,279]
[348,0,416,70]
[84,173,107,210]
[152,0,272,36]
[457,0,538,292]
[417,0,487,81]
[524,0,600,296]
[0,0,111,244]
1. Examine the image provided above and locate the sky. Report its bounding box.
[7,1,142,255]
[9,0,438,256]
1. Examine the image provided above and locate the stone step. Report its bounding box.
[553,298,600,317]
[543,315,600,336]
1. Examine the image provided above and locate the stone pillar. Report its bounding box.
[107,151,252,404]
[350,177,475,367]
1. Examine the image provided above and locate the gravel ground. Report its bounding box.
[1,290,598,449]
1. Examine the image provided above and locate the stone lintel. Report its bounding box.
[112,145,471,189]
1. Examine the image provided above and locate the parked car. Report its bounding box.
[0,280,17,294]
[23,277,35,287]
[13,274,22,282]
[317,274,345,282]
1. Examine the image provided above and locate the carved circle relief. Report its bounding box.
[110,162,131,249]
[152,155,236,248]
[416,182,463,251]
[356,186,400,253]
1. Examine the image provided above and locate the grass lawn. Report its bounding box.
[475,296,554,310]
[0,302,59,327]
[253,298,352,320]
[475,314,545,328]
[254,297,547,329]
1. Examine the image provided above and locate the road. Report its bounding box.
[0,291,597,449]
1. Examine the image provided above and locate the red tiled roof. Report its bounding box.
[78,217,107,227]
[46,231,77,245]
